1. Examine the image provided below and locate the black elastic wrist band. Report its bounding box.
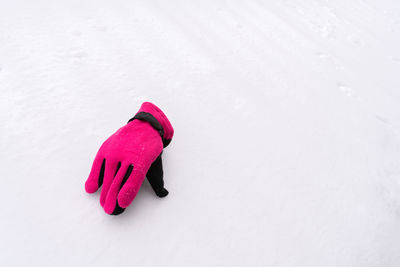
[128,112,171,147]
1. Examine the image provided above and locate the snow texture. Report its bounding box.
[1,0,400,266]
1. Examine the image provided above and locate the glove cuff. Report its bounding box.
[130,102,174,147]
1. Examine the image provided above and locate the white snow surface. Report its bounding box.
[1,0,400,266]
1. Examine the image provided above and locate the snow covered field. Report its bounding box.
[1,0,400,266]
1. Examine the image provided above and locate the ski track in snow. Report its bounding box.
[1,0,400,266]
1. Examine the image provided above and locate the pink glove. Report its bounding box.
[85,102,174,215]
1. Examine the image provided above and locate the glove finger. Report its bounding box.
[146,155,169,197]
[85,156,105,193]
[104,163,132,215]
[117,168,145,208]
[100,160,120,207]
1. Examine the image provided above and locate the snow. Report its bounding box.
[1,0,400,266]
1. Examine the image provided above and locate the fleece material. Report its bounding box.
[85,102,174,215]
